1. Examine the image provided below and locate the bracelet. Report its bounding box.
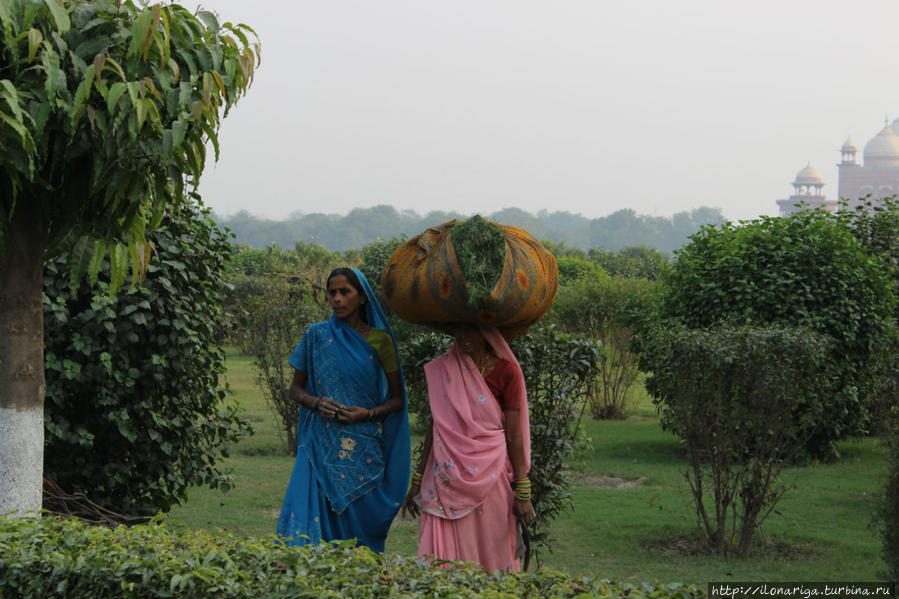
[368,408,375,421]
[312,397,322,412]
[514,478,531,501]
[411,472,423,486]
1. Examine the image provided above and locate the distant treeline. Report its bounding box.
[213,205,727,254]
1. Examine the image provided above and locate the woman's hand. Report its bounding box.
[513,498,536,523]
[401,485,421,518]
[336,405,371,424]
[316,396,343,419]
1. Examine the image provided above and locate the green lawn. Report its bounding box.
[165,348,890,584]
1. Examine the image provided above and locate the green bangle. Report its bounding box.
[312,397,322,412]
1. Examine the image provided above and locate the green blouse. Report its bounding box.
[366,328,399,374]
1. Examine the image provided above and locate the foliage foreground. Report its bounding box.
[42,201,248,516]
[0,516,704,599]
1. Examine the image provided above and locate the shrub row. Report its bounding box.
[0,516,704,598]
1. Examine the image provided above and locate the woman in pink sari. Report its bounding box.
[402,324,536,572]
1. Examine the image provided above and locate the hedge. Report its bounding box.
[0,516,704,598]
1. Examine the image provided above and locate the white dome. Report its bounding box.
[841,137,857,152]
[864,125,899,166]
[794,163,823,185]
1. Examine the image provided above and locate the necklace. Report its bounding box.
[474,354,494,376]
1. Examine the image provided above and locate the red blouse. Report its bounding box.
[484,359,525,411]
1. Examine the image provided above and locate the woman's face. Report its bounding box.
[453,326,487,357]
[327,274,364,321]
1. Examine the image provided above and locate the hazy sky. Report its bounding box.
[183,1,899,222]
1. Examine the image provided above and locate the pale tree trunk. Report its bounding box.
[0,197,46,517]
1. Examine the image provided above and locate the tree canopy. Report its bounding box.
[0,0,258,515]
[215,205,726,255]
[0,0,258,286]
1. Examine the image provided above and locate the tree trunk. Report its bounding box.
[0,197,46,517]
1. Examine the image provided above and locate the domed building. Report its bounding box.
[837,119,899,210]
[777,163,837,216]
[778,118,899,215]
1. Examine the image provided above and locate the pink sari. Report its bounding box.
[415,328,530,572]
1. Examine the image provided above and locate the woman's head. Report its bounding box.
[326,268,368,323]
[451,323,491,357]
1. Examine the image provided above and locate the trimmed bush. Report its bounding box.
[0,516,704,598]
[42,201,250,516]
[657,211,895,460]
[642,323,832,557]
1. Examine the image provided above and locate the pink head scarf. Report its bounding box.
[417,327,530,520]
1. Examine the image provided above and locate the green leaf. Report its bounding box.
[109,243,128,294]
[43,0,71,35]
[142,77,163,104]
[68,235,93,295]
[158,8,172,64]
[162,128,173,158]
[178,81,192,112]
[136,96,147,129]
[202,72,213,107]
[167,58,181,85]
[201,120,219,161]
[142,5,162,60]
[41,42,61,100]
[72,64,96,123]
[197,11,220,34]
[0,112,34,157]
[143,97,161,127]
[150,186,168,228]
[74,36,111,61]
[106,82,127,113]
[27,28,43,63]
[171,120,186,150]
[126,80,139,105]
[104,56,128,82]
[0,80,24,122]
[129,8,153,59]
[228,26,251,51]
[0,3,12,47]
[210,71,226,98]
[88,240,107,287]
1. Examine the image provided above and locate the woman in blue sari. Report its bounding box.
[277,268,410,552]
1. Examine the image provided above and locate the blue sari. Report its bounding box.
[276,269,410,552]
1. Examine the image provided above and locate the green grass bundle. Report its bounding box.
[450,215,507,305]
